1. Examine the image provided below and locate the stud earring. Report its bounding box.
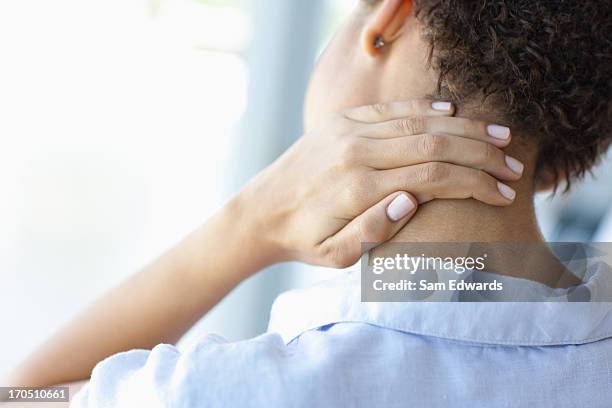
[374,35,385,49]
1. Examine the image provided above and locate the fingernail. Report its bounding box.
[387,194,415,221]
[432,101,452,111]
[497,182,516,201]
[505,155,524,176]
[487,124,511,140]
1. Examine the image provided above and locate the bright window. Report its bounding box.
[0,0,251,376]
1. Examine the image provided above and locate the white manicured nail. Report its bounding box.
[487,125,511,140]
[505,156,524,176]
[497,182,516,201]
[386,194,415,221]
[432,101,452,111]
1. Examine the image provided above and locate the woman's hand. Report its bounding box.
[234,99,522,269]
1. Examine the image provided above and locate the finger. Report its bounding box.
[344,100,455,123]
[360,134,524,180]
[362,115,512,147]
[319,192,418,268]
[374,162,517,206]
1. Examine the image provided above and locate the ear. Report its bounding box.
[362,0,414,57]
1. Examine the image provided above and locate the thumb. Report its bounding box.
[320,192,418,268]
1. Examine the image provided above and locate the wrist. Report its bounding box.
[181,203,271,299]
[221,184,283,273]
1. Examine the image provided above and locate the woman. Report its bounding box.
[7,0,612,406]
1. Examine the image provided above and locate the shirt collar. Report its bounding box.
[268,262,612,346]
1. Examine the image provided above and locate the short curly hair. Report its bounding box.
[414,0,612,189]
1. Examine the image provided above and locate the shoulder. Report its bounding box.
[72,333,310,408]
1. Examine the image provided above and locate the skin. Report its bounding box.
[4,0,573,393]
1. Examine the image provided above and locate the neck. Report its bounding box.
[371,180,581,288]
[381,128,544,243]
[391,191,542,243]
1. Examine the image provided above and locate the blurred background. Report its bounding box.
[1,0,611,379]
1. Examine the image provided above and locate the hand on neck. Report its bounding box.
[388,181,543,244]
[370,180,584,288]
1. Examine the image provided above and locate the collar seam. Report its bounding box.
[279,319,612,347]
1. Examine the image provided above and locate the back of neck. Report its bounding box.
[388,193,543,244]
[370,191,583,288]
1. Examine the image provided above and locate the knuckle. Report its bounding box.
[417,133,448,159]
[473,169,491,189]
[344,179,368,208]
[338,139,363,167]
[323,245,353,269]
[345,189,362,209]
[354,171,371,189]
[411,116,427,134]
[395,116,426,135]
[418,162,449,184]
[392,119,409,134]
[481,142,495,165]
[461,118,477,136]
[467,119,488,139]
[370,103,387,117]
[359,216,388,243]
[461,118,471,136]
[406,99,419,113]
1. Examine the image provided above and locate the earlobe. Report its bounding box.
[361,0,414,57]
[362,28,386,57]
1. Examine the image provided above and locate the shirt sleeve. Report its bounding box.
[70,333,292,408]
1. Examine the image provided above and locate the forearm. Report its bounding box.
[6,195,270,387]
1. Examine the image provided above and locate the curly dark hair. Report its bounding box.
[414,0,612,189]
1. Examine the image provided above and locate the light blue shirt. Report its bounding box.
[73,263,612,407]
